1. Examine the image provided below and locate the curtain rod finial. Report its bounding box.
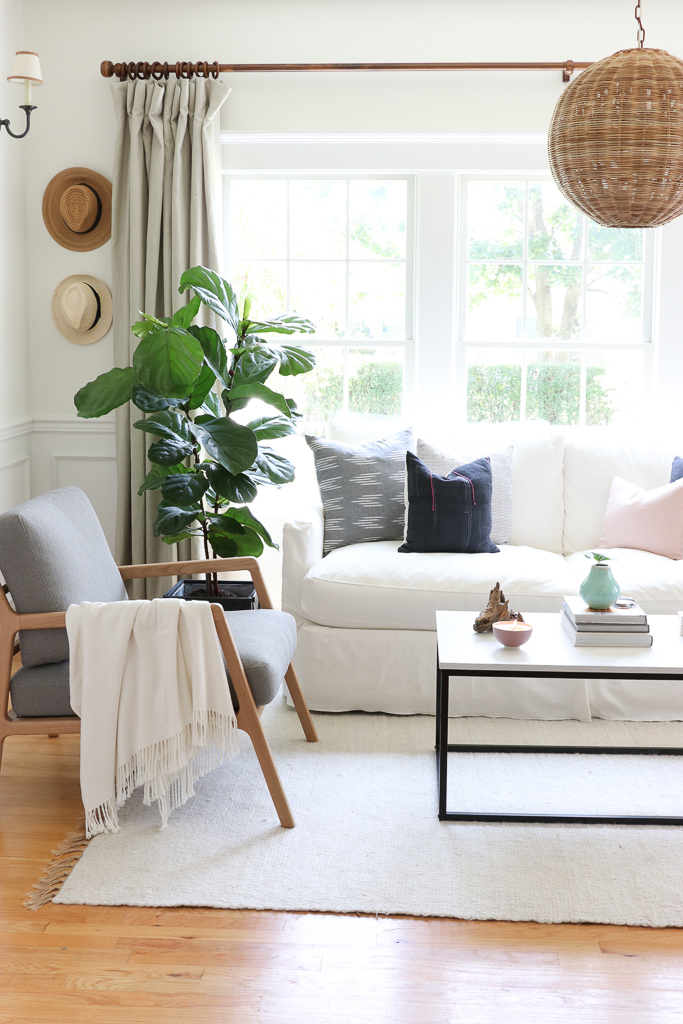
[101,61,114,78]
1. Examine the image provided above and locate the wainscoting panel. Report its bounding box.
[53,455,117,552]
[0,456,30,514]
[0,419,32,514]
[32,417,117,552]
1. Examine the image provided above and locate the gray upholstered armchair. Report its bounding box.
[0,486,317,828]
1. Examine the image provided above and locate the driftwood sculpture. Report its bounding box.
[473,583,525,633]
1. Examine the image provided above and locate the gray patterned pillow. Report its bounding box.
[306,429,414,555]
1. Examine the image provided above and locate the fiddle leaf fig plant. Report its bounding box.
[74,266,316,578]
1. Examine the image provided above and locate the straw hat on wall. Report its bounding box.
[52,275,113,344]
[42,167,112,251]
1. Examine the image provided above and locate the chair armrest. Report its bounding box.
[16,610,67,630]
[281,505,324,622]
[118,557,274,609]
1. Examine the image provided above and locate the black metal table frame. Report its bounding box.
[436,664,683,825]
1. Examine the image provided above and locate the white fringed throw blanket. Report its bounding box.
[66,598,239,838]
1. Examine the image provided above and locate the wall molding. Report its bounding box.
[32,416,116,435]
[52,453,117,490]
[0,418,32,443]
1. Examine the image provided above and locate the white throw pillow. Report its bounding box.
[404,439,514,545]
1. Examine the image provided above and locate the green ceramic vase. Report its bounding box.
[579,563,621,610]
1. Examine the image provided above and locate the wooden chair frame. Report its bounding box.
[0,557,318,828]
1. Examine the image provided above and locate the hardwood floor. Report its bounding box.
[2,733,683,1023]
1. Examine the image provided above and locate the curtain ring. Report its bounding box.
[151,62,165,81]
[211,61,220,79]
[178,61,191,79]
[135,62,147,80]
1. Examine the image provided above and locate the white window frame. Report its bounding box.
[222,172,416,421]
[455,173,657,427]
[220,136,662,433]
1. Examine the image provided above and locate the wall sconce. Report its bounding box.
[1,51,42,139]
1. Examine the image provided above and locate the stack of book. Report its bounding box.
[561,595,652,647]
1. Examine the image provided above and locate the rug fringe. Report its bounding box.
[24,817,90,911]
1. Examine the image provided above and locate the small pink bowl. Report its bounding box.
[492,621,533,648]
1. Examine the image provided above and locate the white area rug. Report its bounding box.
[55,700,683,926]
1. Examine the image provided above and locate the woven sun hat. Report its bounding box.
[52,275,113,345]
[42,167,112,251]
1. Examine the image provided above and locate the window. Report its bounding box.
[458,178,655,427]
[225,176,413,436]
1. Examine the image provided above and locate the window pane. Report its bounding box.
[527,265,583,340]
[466,264,523,341]
[349,180,407,260]
[289,180,346,259]
[585,265,643,343]
[588,223,645,262]
[468,182,524,260]
[349,263,405,340]
[467,349,522,423]
[586,350,644,426]
[229,261,286,320]
[299,347,345,434]
[230,181,287,259]
[528,182,583,261]
[348,347,404,416]
[290,262,346,339]
[526,351,581,425]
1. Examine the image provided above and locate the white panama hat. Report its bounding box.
[52,275,113,345]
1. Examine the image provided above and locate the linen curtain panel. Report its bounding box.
[111,78,230,597]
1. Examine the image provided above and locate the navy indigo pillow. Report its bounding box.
[671,456,683,483]
[399,451,499,554]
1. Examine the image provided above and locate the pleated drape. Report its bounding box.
[110,78,230,596]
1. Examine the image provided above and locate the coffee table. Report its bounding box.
[435,610,683,825]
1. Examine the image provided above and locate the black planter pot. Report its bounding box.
[163,579,258,612]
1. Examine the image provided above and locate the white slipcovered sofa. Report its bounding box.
[281,427,683,722]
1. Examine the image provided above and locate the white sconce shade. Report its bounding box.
[7,51,42,105]
[7,51,43,86]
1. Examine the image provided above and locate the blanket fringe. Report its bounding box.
[24,818,90,911]
[86,708,239,838]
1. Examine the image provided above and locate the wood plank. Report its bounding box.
[2,734,683,1023]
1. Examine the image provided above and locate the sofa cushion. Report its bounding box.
[508,431,565,554]
[306,429,414,555]
[301,541,575,630]
[0,487,127,667]
[671,456,683,483]
[415,439,513,545]
[224,609,297,707]
[565,548,683,615]
[598,476,683,560]
[563,434,677,554]
[10,610,297,718]
[400,452,499,555]
[10,660,74,717]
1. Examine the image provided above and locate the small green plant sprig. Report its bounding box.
[585,552,612,563]
[74,266,316,571]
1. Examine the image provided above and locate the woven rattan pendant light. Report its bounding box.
[548,2,683,227]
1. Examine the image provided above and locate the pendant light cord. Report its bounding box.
[635,0,645,48]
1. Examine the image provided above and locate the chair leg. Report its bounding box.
[285,665,318,742]
[236,706,295,829]
[210,604,296,828]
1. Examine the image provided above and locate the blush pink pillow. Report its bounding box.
[598,476,683,560]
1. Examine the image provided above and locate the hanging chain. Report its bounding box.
[635,0,645,47]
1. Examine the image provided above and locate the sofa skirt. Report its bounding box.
[290,622,683,722]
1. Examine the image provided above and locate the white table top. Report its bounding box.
[435,611,683,676]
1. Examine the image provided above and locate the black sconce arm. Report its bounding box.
[0,104,37,139]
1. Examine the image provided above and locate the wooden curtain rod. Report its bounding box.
[100,60,592,83]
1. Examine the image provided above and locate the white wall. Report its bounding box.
[0,0,31,514]
[10,0,683,556]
